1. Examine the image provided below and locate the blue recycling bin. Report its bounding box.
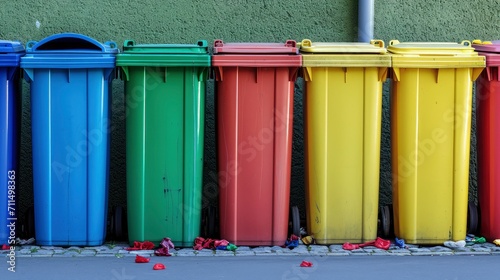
[21,33,117,246]
[0,41,24,246]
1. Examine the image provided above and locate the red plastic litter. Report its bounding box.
[153,263,166,270]
[127,241,155,251]
[135,255,150,263]
[300,261,313,267]
[154,237,175,256]
[342,237,390,251]
[1,244,9,250]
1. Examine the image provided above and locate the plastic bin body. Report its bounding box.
[300,39,390,244]
[474,40,500,242]
[389,41,485,244]
[21,33,117,246]
[0,41,24,245]
[116,40,209,247]
[212,40,301,246]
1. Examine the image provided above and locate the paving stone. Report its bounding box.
[453,250,485,255]
[15,254,32,258]
[252,247,272,254]
[118,250,130,254]
[31,249,54,256]
[409,247,430,252]
[471,247,491,253]
[63,251,80,257]
[176,249,196,256]
[236,246,251,251]
[326,252,351,256]
[128,250,154,255]
[271,246,285,253]
[18,249,32,254]
[41,246,62,250]
[329,245,344,251]
[80,250,97,256]
[429,246,452,252]
[371,252,390,256]
[235,250,256,256]
[214,250,235,256]
[194,249,214,256]
[95,253,117,257]
[308,245,329,254]
[86,246,109,252]
[410,251,438,256]
[387,251,411,256]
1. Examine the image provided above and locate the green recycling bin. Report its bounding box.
[116,40,210,246]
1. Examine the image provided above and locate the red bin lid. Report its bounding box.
[212,40,299,54]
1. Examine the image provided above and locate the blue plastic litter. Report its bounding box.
[395,237,407,248]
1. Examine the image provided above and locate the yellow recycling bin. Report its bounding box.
[300,39,390,244]
[389,40,485,244]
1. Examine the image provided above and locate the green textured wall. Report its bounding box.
[1,0,499,239]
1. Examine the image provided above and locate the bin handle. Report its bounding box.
[214,39,224,48]
[370,39,385,48]
[124,40,135,47]
[461,40,472,47]
[389,40,400,46]
[300,39,312,48]
[26,40,38,50]
[285,40,296,48]
[104,41,118,49]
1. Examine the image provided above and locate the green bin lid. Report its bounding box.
[116,40,210,67]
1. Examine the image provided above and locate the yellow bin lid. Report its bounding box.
[388,40,485,70]
[299,39,390,68]
[299,39,387,54]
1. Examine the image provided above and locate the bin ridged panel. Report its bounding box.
[476,66,500,242]
[126,66,205,247]
[305,67,382,244]
[0,67,21,245]
[217,66,294,246]
[31,68,110,246]
[391,68,473,244]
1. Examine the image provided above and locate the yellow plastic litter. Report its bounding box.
[300,39,390,244]
[494,239,500,246]
[389,40,485,244]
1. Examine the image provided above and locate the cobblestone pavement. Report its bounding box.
[3,242,500,258]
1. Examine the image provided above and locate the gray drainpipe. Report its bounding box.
[358,0,374,42]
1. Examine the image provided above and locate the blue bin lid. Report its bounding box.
[21,33,118,69]
[0,40,25,67]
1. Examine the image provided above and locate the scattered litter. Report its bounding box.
[443,240,466,248]
[127,241,155,251]
[155,238,175,256]
[465,234,486,246]
[15,237,35,245]
[300,261,313,267]
[394,237,407,249]
[493,239,500,246]
[342,237,391,250]
[301,236,314,245]
[135,255,150,263]
[193,237,237,251]
[153,263,166,270]
[285,234,299,249]
[1,244,9,250]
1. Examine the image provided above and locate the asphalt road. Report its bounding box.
[2,255,498,280]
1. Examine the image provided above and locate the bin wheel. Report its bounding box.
[24,206,35,239]
[291,206,301,237]
[380,205,391,238]
[467,202,478,235]
[113,206,126,241]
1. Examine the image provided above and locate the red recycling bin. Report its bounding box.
[474,40,500,241]
[212,40,301,246]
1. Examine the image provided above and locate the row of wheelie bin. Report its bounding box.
[1,33,500,247]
